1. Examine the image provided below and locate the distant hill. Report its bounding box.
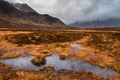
[70,18,120,29]
[0,0,68,29]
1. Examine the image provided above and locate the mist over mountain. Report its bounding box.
[1,0,120,29]
[0,0,68,29]
[10,3,37,13]
[4,0,120,24]
[70,18,120,28]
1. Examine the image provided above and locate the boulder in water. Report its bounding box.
[31,57,46,66]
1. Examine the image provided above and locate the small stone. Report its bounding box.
[59,54,66,60]
[31,57,46,66]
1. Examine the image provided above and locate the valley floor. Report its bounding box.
[0,29,120,80]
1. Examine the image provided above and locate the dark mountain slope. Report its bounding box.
[10,3,37,13]
[0,0,68,29]
[0,0,16,13]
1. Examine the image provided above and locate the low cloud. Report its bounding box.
[5,0,120,24]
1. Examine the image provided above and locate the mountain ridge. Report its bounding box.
[10,3,37,13]
[0,0,69,29]
[70,18,120,29]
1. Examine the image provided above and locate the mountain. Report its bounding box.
[10,3,37,13]
[0,0,68,29]
[70,18,120,29]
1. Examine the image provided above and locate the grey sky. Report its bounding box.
[5,0,120,24]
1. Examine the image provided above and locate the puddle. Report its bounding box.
[0,56,40,71]
[0,54,119,79]
[45,54,119,79]
[69,43,84,54]
[0,43,119,79]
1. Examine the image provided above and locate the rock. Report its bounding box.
[59,54,66,60]
[31,57,46,66]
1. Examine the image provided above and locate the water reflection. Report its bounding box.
[0,43,119,79]
[45,54,119,79]
[0,54,119,79]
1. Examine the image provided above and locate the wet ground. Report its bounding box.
[0,44,119,79]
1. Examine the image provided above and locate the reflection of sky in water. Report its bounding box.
[0,54,119,79]
[0,44,119,79]
[0,56,40,71]
[70,43,84,54]
[45,54,119,79]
